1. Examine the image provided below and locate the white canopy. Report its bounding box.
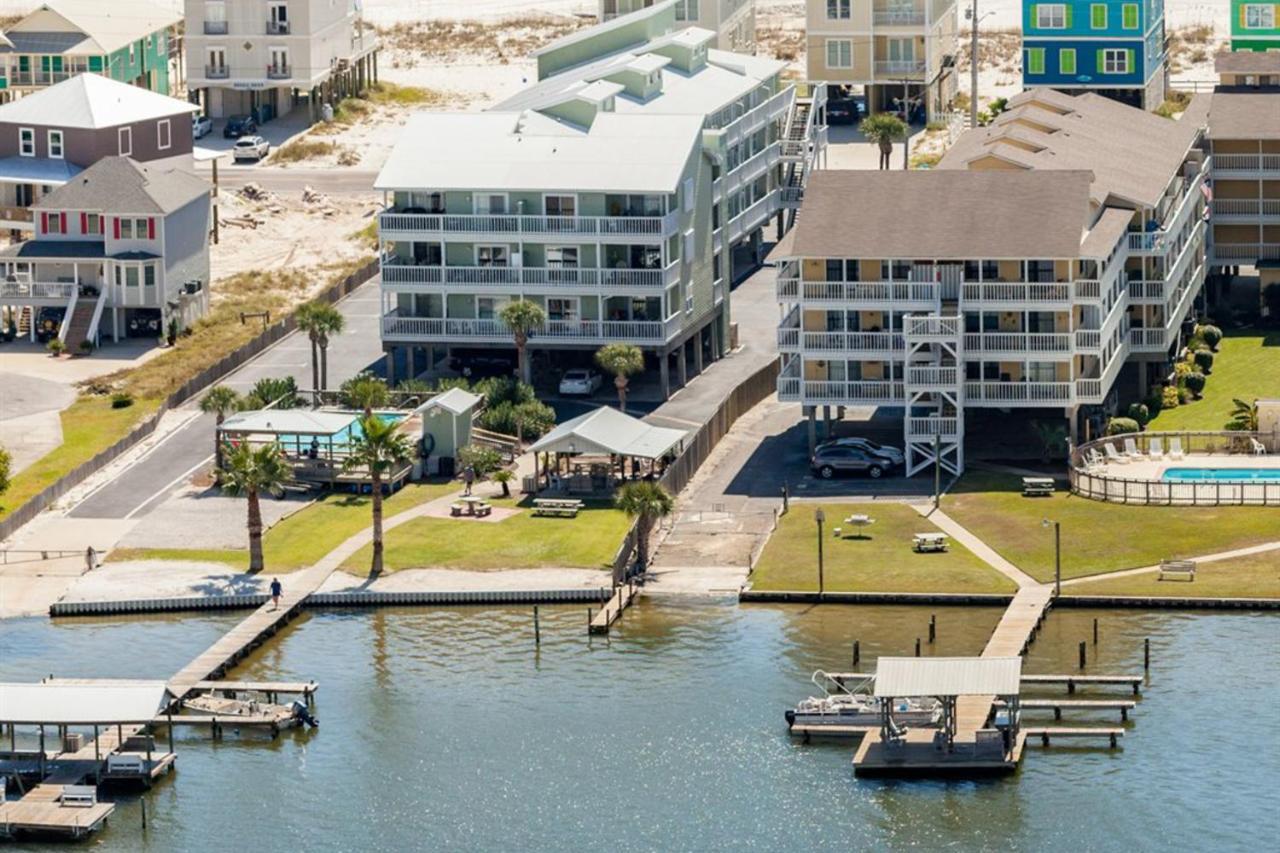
[527,407,686,460]
[873,657,1022,698]
[220,410,357,436]
[0,681,169,725]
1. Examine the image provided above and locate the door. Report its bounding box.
[475,194,507,215]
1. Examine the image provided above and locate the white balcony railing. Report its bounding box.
[875,59,926,76]
[1129,328,1167,350]
[907,416,960,437]
[381,312,680,343]
[874,10,927,26]
[1212,153,1280,174]
[1213,243,1280,262]
[0,280,76,300]
[781,280,938,303]
[1073,279,1101,300]
[904,315,961,338]
[906,366,959,387]
[962,332,1071,353]
[780,380,906,404]
[379,211,679,238]
[1213,199,1280,218]
[961,282,1071,303]
[1127,279,1165,301]
[965,381,1073,403]
[382,262,677,289]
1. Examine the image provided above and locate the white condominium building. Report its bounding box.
[376,2,825,397]
[600,1,756,52]
[775,89,1209,475]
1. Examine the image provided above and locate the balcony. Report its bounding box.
[777,379,906,404]
[267,65,291,80]
[874,10,927,26]
[962,332,1072,354]
[204,20,229,34]
[961,282,1071,303]
[1212,153,1280,176]
[905,365,959,388]
[379,211,678,239]
[964,381,1073,403]
[907,416,960,437]
[1129,328,1167,351]
[382,263,676,289]
[904,315,961,339]
[1213,243,1280,262]
[875,59,926,77]
[1213,198,1280,221]
[206,65,230,79]
[779,279,938,305]
[0,207,34,227]
[381,312,681,344]
[0,280,76,303]
[778,329,904,353]
[267,21,291,35]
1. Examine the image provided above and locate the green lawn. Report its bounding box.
[340,495,630,576]
[750,502,1017,594]
[945,471,1280,581]
[1147,330,1280,430]
[109,479,458,572]
[0,395,160,521]
[1065,551,1280,599]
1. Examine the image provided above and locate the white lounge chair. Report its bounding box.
[1085,449,1105,469]
[1168,437,1185,460]
[1104,443,1130,464]
[1148,437,1164,459]
[1123,437,1142,459]
[1250,438,1267,456]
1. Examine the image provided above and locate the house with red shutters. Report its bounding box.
[0,155,210,348]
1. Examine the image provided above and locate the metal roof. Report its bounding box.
[220,410,357,437]
[0,681,169,725]
[415,387,482,417]
[4,1,182,56]
[873,657,1022,698]
[527,406,686,459]
[0,73,197,129]
[0,239,105,260]
[0,155,81,185]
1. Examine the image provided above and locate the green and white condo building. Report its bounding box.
[375,1,827,396]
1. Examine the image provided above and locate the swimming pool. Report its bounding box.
[1162,467,1280,482]
[276,412,406,453]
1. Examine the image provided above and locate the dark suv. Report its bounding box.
[810,445,894,479]
[223,115,259,139]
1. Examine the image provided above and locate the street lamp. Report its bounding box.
[815,508,826,596]
[1042,518,1061,597]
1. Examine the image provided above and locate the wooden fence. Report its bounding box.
[0,260,380,542]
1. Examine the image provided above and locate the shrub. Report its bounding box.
[1162,386,1180,409]
[244,376,299,409]
[1173,360,1195,381]
[110,391,135,409]
[1193,348,1214,375]
[473,376,535,408]
[456,444,503,478]
[1198,324,1222,351]
[1126,402,1150,427]
[46,338,65,355]
[1144,392,1164,418]
[77,339,94,355]
[1184,371,1206,398]
[1105,417,1141,436]
[1179,387,1193,404]
[0,444,10,496]
[478,399,556,441]
[1264,283,1280,323]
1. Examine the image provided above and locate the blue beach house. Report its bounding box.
[1021,1,1168,109]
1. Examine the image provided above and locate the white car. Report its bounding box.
[192,114,213,139]
[232,135,270,162]
[559,369,603,396]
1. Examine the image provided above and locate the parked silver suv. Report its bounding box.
[815,437,904,467]
[810,445,894,479]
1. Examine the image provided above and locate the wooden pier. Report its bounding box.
[1020,674,1144,694]
[995,698,1136,721]
[588,581,638,635]
[192,680,319,703]
[1025,727,1125,747]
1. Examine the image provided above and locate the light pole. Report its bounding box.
[815,508,826,596]
[966,1,980,129]
[1042,518,1061,597]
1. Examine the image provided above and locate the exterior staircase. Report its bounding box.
[60,289,105,351]
[902,308,965,478]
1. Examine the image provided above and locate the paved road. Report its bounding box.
[69,280,387,520]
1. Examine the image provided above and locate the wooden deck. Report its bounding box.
[1025,727,1125,747]
[995,698,1136,721]
[0,789,114,839]
[588,582,638,635]
[1020,674,1144,694]
[191,680,318,699]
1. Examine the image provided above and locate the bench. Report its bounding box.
[1158,559,1196,581]
[533,498,583,518]
[474,503,492,518]
[60,785,98,807]
[450,502,467,517]
[1022,477,1055,497]
[912,533,949,553]
[106,754,146,774]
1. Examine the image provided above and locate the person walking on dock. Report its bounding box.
[270,577,283,610]
[463,465,475,497]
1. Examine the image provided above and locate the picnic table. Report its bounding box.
[451,496,492,518]
[1022,477,1055,497]
[533,498,584,518]
[836,514,875,539]
[912,532,949,553]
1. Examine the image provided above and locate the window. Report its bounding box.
[476,297,499,320]
[886,38,914,62]
[1090,4,1106,29]
[208,48,226,74]
[474,193,506,215]
[1101,48,1131,74]
[1244,5,1276,29]
[546,246,579,268]
[18,127,34,157]
[1036,4,1067,29]
[118,127,132,156]
[45,213,63,234]
[546,297,578,321]
[157,119,171,150]
[47,130,63,158]
[674,0,700,20]
[476,246,509,267]
[1027,48,1046,76]
[269,47,289,75]
[1059,48,1076,75]
[825,39,852,69]
[1122,3,1139,29]
[146,34,153,51]
[129,42,136,62]
[826,0,850,19]
[85,213,101,235]
[144,264,157,289]
[544,194,575,217]
[119,218,132,239]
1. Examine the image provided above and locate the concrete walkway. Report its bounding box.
[1058,541,1280,587]
[915,505,1041,589]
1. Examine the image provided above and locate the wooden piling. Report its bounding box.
[1143,637,1150,671]
[928,614,936,643]
[1078,641,1086,670]
[1093,618,1098,644]
[533,606,541,646]
[140,796,147,829]
[915,638,921,657]
[852,640,860,667]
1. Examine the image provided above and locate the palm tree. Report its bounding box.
[341,372,391,416]
[595,343,645,414]
[1229,398,1259,431]
[200,385,242,471]
[296,301,345,399]
[859,112,908,170]
[499,299,545,384]
[344,415,414,576]
[217,442,290,572]
[615,480,674,576]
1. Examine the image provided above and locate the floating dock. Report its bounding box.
[588,581,638,635]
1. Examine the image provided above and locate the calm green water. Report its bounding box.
[2,602,1278,851]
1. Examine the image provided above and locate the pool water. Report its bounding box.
[1161,467,1280,482]
[276,411,406,454]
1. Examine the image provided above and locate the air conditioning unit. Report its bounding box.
[184,280,203,294]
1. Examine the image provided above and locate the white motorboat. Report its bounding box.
[785,671,941,728]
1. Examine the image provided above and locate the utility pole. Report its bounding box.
[970,0,980,128]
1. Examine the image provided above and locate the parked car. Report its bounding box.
[815,437,904,467]
[810,445,894,479]
[448,353,516,378]
[223,114,258,139]
[826,99,861,126]
[232,136,270,162]
[34,307,65,342]
[559,369,603,396]
[192,114,213,139]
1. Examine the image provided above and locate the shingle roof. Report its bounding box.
[1214,50,1280,75]
[1208,91,1280,141]
[0,239,105,260]
[32,156,208,215]
[939,88,1206,209]
[785,170,1093,260]
[3,0,181,55]
[0,73,196,129]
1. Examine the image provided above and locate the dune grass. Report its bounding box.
[944,471,1280,581]
[1065,551,1280,599]
[0,396,161,521]
[750,502,1017,594]
[110,480,457,572]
